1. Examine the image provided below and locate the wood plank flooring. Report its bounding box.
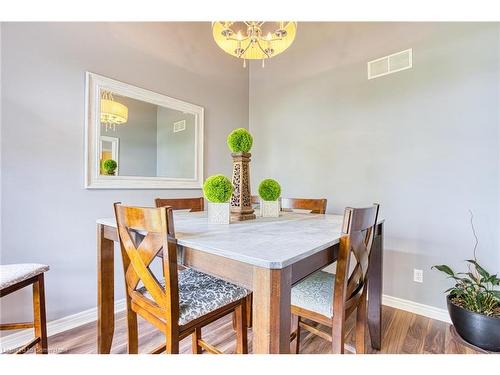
[39,306,480,354]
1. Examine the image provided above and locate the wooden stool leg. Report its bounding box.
[246,294,253,328]
[125,297,138,354]
[355,288,367,354]
[233,295,252,330]
[33,274,48,354]
[192,327,202,354]
[234,299,248,354]
[165,328,179,354]
[331,319,345,354]
[232,312,237,331]
[291,314,301,354]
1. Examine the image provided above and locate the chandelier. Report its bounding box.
[100,91,128,132]
[212,22,297,67]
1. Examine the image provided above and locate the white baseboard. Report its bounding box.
[382,294,451,323]
[0,299,126,352]
[1,295,450,351]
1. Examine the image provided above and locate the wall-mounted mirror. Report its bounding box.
[85,72,204,189]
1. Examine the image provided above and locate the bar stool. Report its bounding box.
[0,263,49,354]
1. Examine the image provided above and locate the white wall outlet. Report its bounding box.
[413,269,423,283]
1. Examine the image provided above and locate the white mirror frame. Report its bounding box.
[84,72,204,189]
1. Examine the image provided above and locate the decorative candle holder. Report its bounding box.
[230,152,256,221]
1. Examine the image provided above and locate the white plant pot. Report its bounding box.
[207,202,230,224]
[261,200,280,218]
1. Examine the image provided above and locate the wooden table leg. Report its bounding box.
[252,266,292,354]
[97,224,115,354]
[367,222,384,350]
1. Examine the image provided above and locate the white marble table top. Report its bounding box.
[97,211,381,269]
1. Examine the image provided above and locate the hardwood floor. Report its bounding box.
[39,306,480,354]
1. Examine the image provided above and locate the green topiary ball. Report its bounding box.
[227,128,253,153]
[203,175,233,203]
[258,179,281,201]
[103,159,117,174]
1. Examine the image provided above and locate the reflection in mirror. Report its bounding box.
[100,136,119,175]
[99,91,196,179]
[85,72,203,189]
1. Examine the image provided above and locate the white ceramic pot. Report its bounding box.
[207,202,230,224]
[261,199,280,218]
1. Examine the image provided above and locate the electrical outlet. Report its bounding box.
[413,269,423,283]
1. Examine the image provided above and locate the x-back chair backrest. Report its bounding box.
[113,203,179,324]
[333,204,380,318]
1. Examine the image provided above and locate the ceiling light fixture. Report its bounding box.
[212,21,297,67]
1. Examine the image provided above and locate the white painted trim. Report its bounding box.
[0,299,126,352]
[382,294,451,323]
[0,295,451,352]
[84,72,204,190]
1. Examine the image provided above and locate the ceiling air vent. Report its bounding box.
[173,120,186,133]
[368,49,412,79]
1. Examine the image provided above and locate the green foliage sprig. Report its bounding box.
[203,175,233,203]
[433,211,500,317]
[258,179,281,201]
[227,128,253,153]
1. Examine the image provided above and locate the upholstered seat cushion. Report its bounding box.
[291,270,335,318]
[138,268,250,326]
[0,263,49,290]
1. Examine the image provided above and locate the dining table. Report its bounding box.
[96,210,384,354]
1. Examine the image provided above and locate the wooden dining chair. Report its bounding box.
[113,203,249,354]
[0,264,49,354]
[290,204,380,354]
[281,197,327,214]
[155,197,204,212]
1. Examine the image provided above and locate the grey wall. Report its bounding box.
[0,22,248,322]
[101,95,158,177]
[2,21,499,328]
[156,108,196,178]
[249,22,500,309]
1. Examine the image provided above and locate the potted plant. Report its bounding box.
[226,128,256,221]
[227,128,253,154]
[203,174,233,224]
[432,214,500,352]
[258,179,281,217]
[102,159,117,176]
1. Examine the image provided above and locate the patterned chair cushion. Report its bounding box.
[291,270,335,318]
[138,268,250,326]
[0,263,49,291]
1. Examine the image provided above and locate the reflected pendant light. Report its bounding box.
[100,91,128,132]
[212,21,297,67]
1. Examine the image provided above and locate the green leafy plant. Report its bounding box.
[227,128,253,153]
[203,175,233,203]
[102,159,117,175]
[258,179,281,201]
[432,211,500,317]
